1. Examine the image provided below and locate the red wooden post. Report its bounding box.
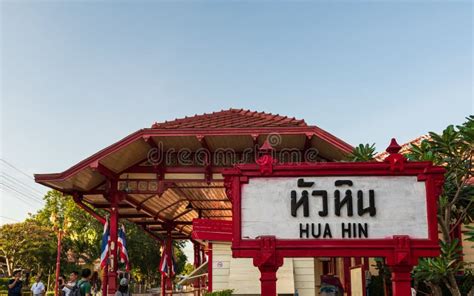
[102,266,108,296]
[161,273,166,296]
[193,242,201,296]
[343,257,351,296]
[252,236,283,296]
[207,243,213,292]
[390,265,413,296]
[54,230,62,296]
[107,191,119,295]
[258,265,279,296]
[387,236,414,296]
[166,230,173,296]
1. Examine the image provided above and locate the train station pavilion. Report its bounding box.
[35,108,354,296]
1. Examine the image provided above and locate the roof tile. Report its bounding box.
[151,108,308,129]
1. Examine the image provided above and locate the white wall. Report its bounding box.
[211,242,314,295]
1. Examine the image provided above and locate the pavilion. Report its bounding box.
[35,108,356,296]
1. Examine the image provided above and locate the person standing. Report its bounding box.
[30,275,46,296]
[8,270,23,296]
[77,269,92,296]
[62,271,79,296]
[115,278,131,296]
[89,272,100,296]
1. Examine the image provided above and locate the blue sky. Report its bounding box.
[0,1,472,228]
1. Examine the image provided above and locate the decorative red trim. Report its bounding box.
[191,219,233,241]
[35,127,353,184]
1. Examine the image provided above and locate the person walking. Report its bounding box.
[115,278,131,296]
[30,275,46,296]
[8,270,23,296]
[77,269,92,296]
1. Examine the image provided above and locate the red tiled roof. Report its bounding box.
[151,108,308,129]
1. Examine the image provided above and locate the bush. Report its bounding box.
[204,289,233,296]
[0,279,9,290]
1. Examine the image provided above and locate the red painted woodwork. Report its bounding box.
[223,139,445,296]
[107,190,120,295]
[207,243,213,292]
[191,219,233,241]
[72,194,106,225]
[343,258,351,296]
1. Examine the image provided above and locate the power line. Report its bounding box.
[0,187,36,208]
[0,182,43,206]
[1,172,44,200]
[0,159,35,180]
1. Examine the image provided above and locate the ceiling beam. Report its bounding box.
[93,203,134,209]
[90,161,118,180]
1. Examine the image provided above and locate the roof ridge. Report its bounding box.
[151,108,307,129]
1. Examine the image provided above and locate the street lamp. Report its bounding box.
[50,213,71,296]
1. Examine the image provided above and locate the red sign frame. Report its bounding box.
[222,140,445,296]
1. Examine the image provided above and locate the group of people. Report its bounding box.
[7,270,47,296]
[7,269,131,296]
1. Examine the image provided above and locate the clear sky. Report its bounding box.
[0,0,472,259]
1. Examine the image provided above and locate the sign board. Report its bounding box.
[241,176,428,240]
[223,144,445,264]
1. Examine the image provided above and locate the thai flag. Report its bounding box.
[159,240,176,277]
[100,220,110,269]
[118,224,130,271]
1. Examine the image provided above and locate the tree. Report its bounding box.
[349,116,474,296]
[346,143,377,161]
[0,190,189,289]
[33,190,103,265]
[0,221,56,276]
[407,116,474,296]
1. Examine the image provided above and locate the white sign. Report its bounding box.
[241,176,428,240]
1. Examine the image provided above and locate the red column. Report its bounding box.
[252,236,283,296]
[387,236,414,296]
[343,257,351,296]
[390,265,412,296]
[102,266,108,296]
[193,242,201,296]
[207,243,213,292]
[161,273,166,296]
[258,265,279,296]
[107,192,119,295]
[166,230,173,296]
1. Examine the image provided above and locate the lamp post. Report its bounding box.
[50,213,70,296]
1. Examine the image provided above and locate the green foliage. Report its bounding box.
[0,220,56,276]
[408,116,474,295]
[0,279,9,290]
[414,239,464,284]
[346,143,376,162]
[0,190,188,289]
[33,191,104,265]
[181,263,194,275]
[204,289,234,296]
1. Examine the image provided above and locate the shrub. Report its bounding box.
[204,289,234,296]
[0,279,9,290]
